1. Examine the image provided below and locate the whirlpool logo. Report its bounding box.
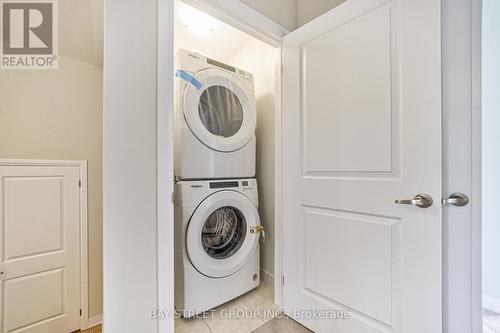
[1,0,58,69]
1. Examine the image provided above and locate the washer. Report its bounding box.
[174,49,256,180]
[174,179,260,316]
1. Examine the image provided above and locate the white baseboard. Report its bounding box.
[483,294,500,314]
[260,268,274,287]
[88,314,103,328]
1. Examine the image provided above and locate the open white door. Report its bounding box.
[281,0,442,332]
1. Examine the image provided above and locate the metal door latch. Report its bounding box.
[442,192,469,206]
[395,193,434,208]
[250,225,266,242]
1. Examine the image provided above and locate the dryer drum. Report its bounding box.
[201,206,247,259]
[198,85,244,138]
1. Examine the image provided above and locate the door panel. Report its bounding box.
[4,177,63,260]
[0,165,81,333]
[4,268,64,332]
[304,208,398,325]
[282,0,442,332]
[303,6,393,173]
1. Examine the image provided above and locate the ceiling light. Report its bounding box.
[180,5,216,34]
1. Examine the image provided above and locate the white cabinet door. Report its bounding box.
[0,165,81,333]
[281,0,442,332]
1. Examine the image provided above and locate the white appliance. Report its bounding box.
[174,179,261,316]
[174,49,256,180]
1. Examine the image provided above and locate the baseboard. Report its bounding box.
[483,294,500,314]
[88,314,103,328]
[260,268,274,287]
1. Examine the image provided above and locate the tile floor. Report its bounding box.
[483,308,500,333]
[175,283,286,333]
[252,317,312,333]
[81,284,312,333]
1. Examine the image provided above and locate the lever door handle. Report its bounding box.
[395,193,433,208]
[442,192,469,206]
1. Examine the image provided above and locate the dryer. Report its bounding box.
[174,179,261,316]
[174,49,256,180]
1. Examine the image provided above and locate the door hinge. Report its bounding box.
[78,180,82,188]
[282,276,285,285]
[80,309,82,316]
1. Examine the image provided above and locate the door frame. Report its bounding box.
[0,159,89,330]
[441,0,483,332]
[160,1,287,331]
[471,1,482,331]
[157,0,289,333]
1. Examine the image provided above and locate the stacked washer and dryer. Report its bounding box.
[173,49,263,316]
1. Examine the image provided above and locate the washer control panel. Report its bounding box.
[178,178,258,207]
[209,181,239,189]
[207,179,256,192]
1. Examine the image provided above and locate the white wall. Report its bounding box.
[104,0,161,331]
[482,0,500,312]
[227,39,277,280]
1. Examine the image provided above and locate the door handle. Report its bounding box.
[442,192,469,206]
[395,193,433,208]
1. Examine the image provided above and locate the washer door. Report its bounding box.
[186,190,260,278]
[183,68,256,152]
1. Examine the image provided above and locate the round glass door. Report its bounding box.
[201,206,246,259]
[186,191,260,278]
[198,86,244,138]
[182,68,256,152]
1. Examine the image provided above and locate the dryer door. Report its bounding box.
[183,68,256,152]
[186,190,260,278]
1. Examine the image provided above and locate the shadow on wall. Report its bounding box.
[255,93,275,280]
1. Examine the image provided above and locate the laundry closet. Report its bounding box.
[172,0,280,330]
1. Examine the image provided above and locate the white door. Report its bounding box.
[0,165,81,333]
[281,0,442,332]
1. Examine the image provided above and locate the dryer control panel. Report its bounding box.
[207,57,254,82]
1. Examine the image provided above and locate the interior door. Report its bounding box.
[281,0,442,332]
[0,164,81,333]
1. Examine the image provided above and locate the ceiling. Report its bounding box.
[58,0,254,67]
[174,0,252,62]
